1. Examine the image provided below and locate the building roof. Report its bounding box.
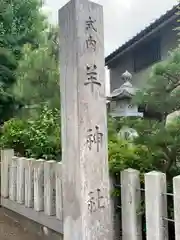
[105,4,179,67]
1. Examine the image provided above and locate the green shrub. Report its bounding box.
[108,116,180,178]
[0,106,61,160]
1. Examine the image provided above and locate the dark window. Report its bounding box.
[133,37,161,72]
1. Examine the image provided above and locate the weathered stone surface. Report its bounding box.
[16,157,25,204]
[59,0,112,239]
[121,169,142,240]
[34,159,44,212]
[25,158,35,208]
[166,110,180,126]
[1,149,14,198]
[55,162,63,220]
[145,171,168,240]
[1,198,63,235]
[9,156,18,201]
[44,160,56,216]
[173,175,180,239]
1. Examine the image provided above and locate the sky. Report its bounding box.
[43,0,178,94]
[44,0,178,56]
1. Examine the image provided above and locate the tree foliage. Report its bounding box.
[0,106,61,160]
[108,116,180,180]
[108,46,180,178]
[134,48,180,120]
[0,48,19,123]
[0,0,61,158]
[0,0,47,55]
[0,0,48,122]
[14,40,60,111]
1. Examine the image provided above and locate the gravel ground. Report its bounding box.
[0,209,42,240]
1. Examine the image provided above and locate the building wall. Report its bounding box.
[109,19,179,93]
[161,20,179,60]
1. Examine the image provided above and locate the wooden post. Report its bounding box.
[145,171,168,240]
[1,149,14,198]
[59,0,112,239]
[121,169,142,240]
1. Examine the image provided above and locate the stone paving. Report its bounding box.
[0,208,42,240]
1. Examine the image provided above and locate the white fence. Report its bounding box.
[0,149,63,234]
[114,168,180,240]
[1,149,180,239]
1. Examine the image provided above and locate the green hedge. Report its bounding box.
[0,106,61,160]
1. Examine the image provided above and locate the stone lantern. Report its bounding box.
[108,70,143,118]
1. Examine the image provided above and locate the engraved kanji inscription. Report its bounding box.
[86,16,97,32]
[84,64,101,93]
[86,126,103,152]
[97,188,105,209]
[87,191,96,212]
[87,188,105,213]
[86,35,96,51]
[94,126,103,152]
[87,129,94,151]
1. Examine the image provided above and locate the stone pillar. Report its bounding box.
[34,159,44,211]
[16,157,25,204]
[1,149,14,198]
[25,158,34,208]
[44,160,56,216]
[121,169,142,240]
[56,162,63,220]
[145,171,168,240]
[9,156,18,201]
[173,175,180,239]
[59,0,112,239]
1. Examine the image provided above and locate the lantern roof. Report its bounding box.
[109,71,137,100]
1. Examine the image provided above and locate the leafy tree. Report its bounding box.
[134,48,180,121]
[46,25,59,61]
[0,48,20,123]
[0,0,47,56]
[0,0,48,122]
[14,39,60,112]
[108,46,180,175]
[0,106,61,160]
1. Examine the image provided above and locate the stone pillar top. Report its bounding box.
[121,70,132,82]
[110,71,136,100]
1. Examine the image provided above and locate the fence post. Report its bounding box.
[110,174,121,240]
[121,168,142,240]
[56,162,63,220]
[44,160,56,216]
[1,149,14,198]
[34,159,44,211]
[9,156,18,201]
[145,171,168,240]
[25,158,35,208]
[173,175,180,239]
[16,157,25,204]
